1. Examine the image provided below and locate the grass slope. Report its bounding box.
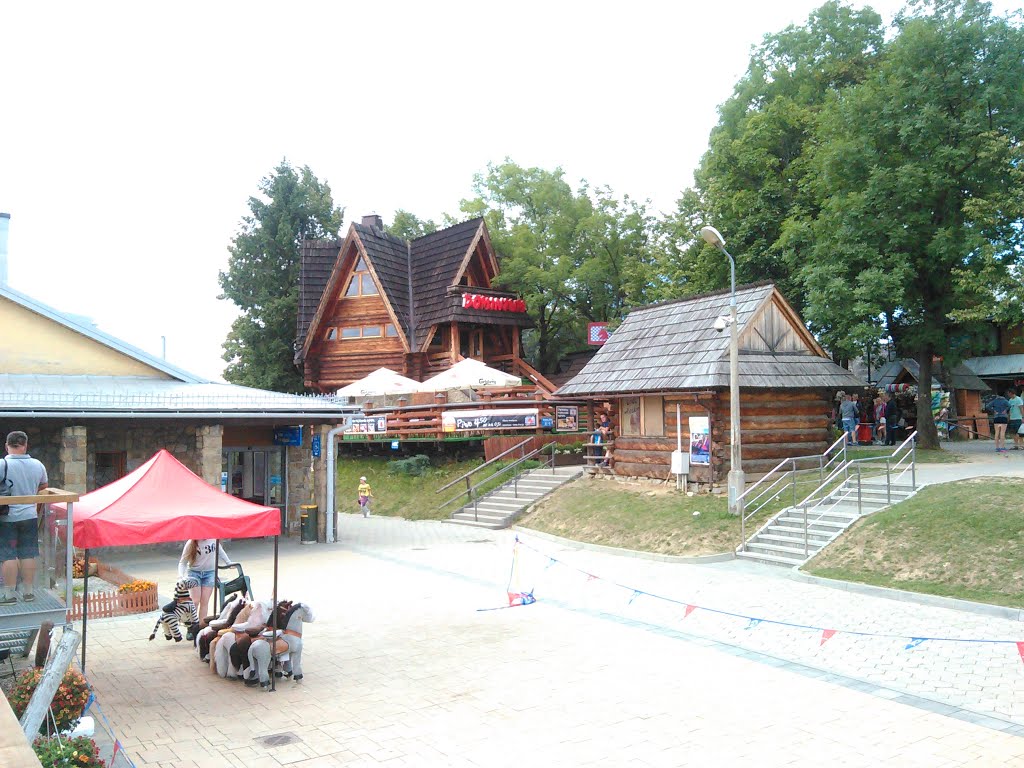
[805,477,1024,607]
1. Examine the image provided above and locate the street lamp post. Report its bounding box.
[700,226,744,517]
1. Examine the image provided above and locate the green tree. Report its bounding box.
[219,161,343,392]
[386,209,437,240]
[461,161,657,371]
[798,0,1024,448]
[663,1,884,307]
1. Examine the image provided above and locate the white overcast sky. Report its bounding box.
[1,1,1014,383]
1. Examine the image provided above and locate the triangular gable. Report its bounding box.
[302,224,410,357]
[738,288,827,358]
[451,221,496,289]
[0,284,203,381]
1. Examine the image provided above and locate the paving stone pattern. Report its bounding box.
[81,505,1024,767]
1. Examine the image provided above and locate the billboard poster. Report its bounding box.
[349,416,387,434]
[689,416,710,466]
[442,409,539,432]
[555,405,579,432]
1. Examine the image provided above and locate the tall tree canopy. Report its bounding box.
[219,160,343,392]
[664,1,885,307]
[460,161,656,372]
[385,209,437,240]
[797,0,1024,447]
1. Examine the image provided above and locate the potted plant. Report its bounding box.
[33,734,106,767]
[9,668,90,735]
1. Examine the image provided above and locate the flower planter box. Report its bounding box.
[66,561,158,621]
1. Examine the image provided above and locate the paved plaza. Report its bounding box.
[82,460,1024,768]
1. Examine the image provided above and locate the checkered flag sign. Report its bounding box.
[588,322,610,345]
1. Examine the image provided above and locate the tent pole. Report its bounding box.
[81,548,88,672]
[213,538,221,616]
[271,535,279,692]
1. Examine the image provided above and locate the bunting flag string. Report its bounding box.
[72,659,138,768]
[478,536,538,611]
[510,537,1024,654]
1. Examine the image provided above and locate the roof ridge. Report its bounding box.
[409,216,483,244]
[631,281,775,313]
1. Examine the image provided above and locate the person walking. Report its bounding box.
[839,394,858,446]
[357,476,373,518]
[873,395,886,445]
[988,391,1011,452]
[178,539,234,621]
[1007,388,1023,450]
[0,431,48,604]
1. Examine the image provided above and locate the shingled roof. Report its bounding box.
[557,284,864,396]
[296,238,340,361]
[409,218,485,343]
[352,222,413,334]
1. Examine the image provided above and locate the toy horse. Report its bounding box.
[246,602,314,689]
[148,577,199,642]
[214,599,272,678]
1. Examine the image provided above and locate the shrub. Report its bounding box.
[10,668,91,735]
[33,734,106,767]
[117,579,156,594]
[387,454,431,476]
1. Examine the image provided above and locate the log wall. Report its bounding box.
[610,389,833,482]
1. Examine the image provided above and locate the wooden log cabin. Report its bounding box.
[557,284,865,483]
[297,215,550,392]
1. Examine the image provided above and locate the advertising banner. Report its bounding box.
[689,416,710,465]
[555,406,579,432]
[349,416,388,434]
[442,409,539,432]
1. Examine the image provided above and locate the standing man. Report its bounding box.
[839,394,858,447]
[884,394,899,446]
[0,431,48,604]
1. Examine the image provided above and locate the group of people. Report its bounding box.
[838,392,906,447]
[985,387,1024,453]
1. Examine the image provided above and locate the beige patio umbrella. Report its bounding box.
[336,368,422,398]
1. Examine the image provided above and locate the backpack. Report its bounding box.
[0,458,9,516]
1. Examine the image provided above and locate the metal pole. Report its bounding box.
[726,249,744,517]
[912,439,917,489]
[886,459,891,504]
[81,547,89,672]
[271,535,278,692]
[857,467,862,515]
[803,504,808,556]
[818,455,823,486]
[213,538,221,616]
[65,502,73,628]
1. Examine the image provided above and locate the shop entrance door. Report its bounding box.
[222,448,285,507]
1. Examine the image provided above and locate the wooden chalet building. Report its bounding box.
[297,215,546,392]
[557,284,864,483]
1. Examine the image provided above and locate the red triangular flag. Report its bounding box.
[1016,642,1024,663]
[683,604,696,619]
[820,629,836,646]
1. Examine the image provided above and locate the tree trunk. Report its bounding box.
[915,348,940,449]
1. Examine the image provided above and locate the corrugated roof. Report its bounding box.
[0,374,350,417]
[557,285,864,395]
[0,284,207,384]
[964,354,1024,378]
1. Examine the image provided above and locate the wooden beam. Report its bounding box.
[21,628,81,739]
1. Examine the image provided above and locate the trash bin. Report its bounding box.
[300,504,318,545]
[857,422,873,445]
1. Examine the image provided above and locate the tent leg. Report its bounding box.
[81,548,88,673]
[213,538,221,617]
[271,535,278,693]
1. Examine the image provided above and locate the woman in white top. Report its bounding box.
[178,539,234,620]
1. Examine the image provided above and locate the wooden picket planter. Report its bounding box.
[66,561,159,621]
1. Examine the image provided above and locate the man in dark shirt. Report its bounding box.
[884,394,899,446]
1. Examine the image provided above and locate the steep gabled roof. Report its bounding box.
[876,359,989,392]
[0,283,206,383]
[410,218,485,345]
[296,238,340,359]
[557,284,863,395]
[352,222,412,334]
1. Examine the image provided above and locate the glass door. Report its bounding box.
[222,448,285,507]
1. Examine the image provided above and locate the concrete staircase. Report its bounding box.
[447,465,584,529]
[737,477,917,567]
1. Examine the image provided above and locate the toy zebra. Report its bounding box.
[148,577,200,642]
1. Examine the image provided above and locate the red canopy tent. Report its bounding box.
[53,449,280,547]
[52,449,282,677]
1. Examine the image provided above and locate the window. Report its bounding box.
[325,328,337,341]
[429,329,444,349]
[362,326,382,338]
[385,324,399,337]
[620,398,641,436]
[341,327,361,339]
[94,451,127,489]
[336,325,392,340]
[344,256,378,297]
[641,396,664,437]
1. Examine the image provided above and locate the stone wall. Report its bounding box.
[61,426,88,493]
[195,425,224,486]
[88,421,200,487]
[12,424,64,488]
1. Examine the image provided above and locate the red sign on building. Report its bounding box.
[588,322,610,345]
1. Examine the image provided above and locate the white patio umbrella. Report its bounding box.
[337,368,422,398]
[417,358,522,391]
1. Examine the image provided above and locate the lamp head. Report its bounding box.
[714,315,730,333]
[700,226,725,250]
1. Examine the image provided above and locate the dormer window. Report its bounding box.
[344,257,378,297]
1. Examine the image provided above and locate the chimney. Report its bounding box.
[361,214,384,231]
[0,213,9,285]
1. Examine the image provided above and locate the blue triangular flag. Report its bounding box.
[746,618,762,630]
[905,637,926,650]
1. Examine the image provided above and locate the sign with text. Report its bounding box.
[555,406,579,432]
[272,426,303,446]
[461,293,527,313]
[442,408,538,432]
[689,416,710,466]
[348,416,387,434]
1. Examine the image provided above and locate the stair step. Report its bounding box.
[735,550,802,567]
[744,541,819,558]
[756,531,832,546]
[444,518,505,530]
[776,515,848,529]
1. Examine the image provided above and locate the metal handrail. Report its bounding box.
[437,441,558,520]
[738,434,848,550]
[435,436,534,495]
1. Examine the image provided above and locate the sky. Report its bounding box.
[1,1,1014,383]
